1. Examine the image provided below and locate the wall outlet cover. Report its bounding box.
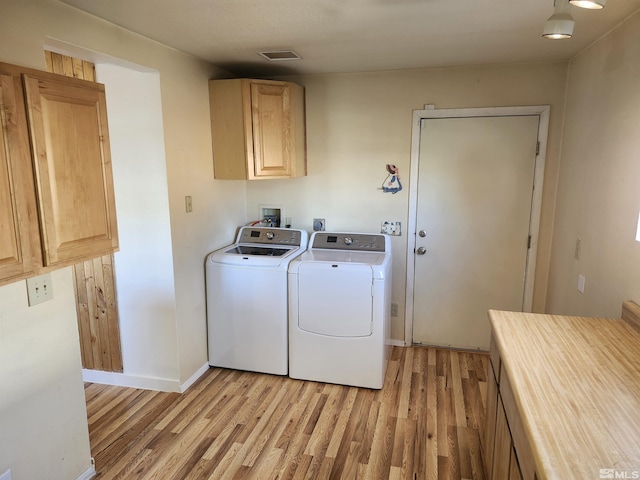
[381,221,401,236]
[26,273,53,306]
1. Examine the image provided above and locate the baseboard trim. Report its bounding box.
[388,339,406,347]
[76,463,96,480]
[82,369,181,392]
[180,362,210,393]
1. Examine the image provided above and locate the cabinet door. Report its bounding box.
[0,73,40,284]
[484,363,499,476]
[249,81,293,178]
[509,447,523,480]
[492,396,512,480]
[22,73,118,267]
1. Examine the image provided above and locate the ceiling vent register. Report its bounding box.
[258,50,302,61]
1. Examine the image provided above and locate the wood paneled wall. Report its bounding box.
[45,50,123,372]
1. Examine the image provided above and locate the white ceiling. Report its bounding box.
[58,0,640,76]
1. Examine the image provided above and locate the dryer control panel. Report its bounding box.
[237,227,305,246]
[311,232,387,252]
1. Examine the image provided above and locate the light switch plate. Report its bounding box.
[26,273,53,306]
[578,274,586,294]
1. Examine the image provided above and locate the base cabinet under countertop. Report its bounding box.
[483,308,640,480]
[484,333,529,480]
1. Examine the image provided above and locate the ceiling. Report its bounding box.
[58,0,640,76]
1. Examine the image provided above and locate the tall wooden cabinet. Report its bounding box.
[209,78,306,180]
[0,62,119,287]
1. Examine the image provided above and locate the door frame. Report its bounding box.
[404,105,550,346]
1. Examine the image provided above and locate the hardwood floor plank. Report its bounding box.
[450,351,468,429]
[363,400,395,479]
[220,383,291,477]
[324,387,358,458]
[92,391,180,478]
[425,364,438,480]
[86,346,489,479]
[457,426,473,479]
[290,453,312,479]
[397,347,414,419]
[327,391,368,479]
[242,394,293,468]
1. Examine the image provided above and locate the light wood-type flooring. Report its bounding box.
[86,346,488,479]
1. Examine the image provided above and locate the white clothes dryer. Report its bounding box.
[206,227,308,375]
[288,232,392,389]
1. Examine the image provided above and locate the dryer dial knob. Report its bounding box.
[266,232,275,240]
[344,236,353,245]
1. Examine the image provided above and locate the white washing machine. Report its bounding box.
[288,232,392,389]
[206,226,308,375]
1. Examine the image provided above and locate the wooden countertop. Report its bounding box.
[489,310,640,479]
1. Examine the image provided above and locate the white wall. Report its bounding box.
[546,11,640,316]
[96,63,181,383]
[0,269,92,480]
[253,63,569,340]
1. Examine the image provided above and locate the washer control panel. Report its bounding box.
[237,227,304,246]
[311,232,387,252]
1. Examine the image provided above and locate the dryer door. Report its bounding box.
[297,262,373,337]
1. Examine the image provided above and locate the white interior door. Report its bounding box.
[411,114,541,350]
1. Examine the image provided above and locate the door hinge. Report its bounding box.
[536,141,540,155]
[527,235,532,249]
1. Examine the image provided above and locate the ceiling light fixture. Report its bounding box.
[543,0,575,39]
[569,0,606,9]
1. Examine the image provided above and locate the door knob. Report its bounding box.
[418,230,427,238]
[416,246,427,255]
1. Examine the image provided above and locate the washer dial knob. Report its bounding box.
[344,236,353,245]
[266,231,275,240]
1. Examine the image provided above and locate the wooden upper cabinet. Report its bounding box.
[0,62,118,285]
[23,72,118,266]
[209,78,306,180]
[0,73,41,284]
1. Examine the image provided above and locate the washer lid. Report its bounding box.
[208,243,302,267]
[225,245,290,256]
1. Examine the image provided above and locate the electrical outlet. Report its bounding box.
[26,273,53,306]
[381,221,401,236]
[390,303,399,317]
[185,195,193,213]
[313,218,325,231]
